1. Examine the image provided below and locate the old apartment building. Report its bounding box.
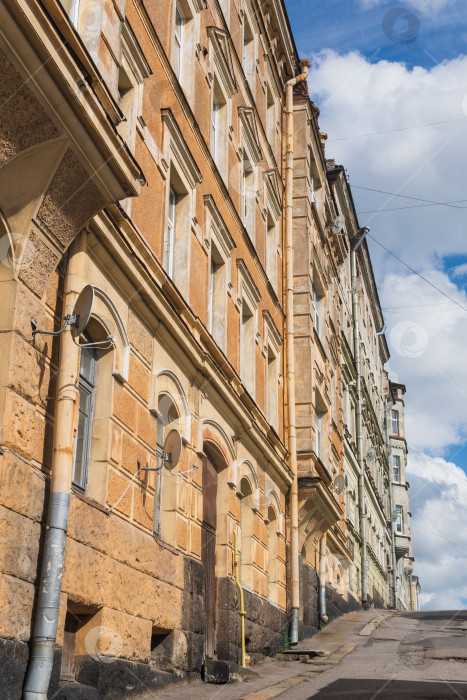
[0,0,418,696]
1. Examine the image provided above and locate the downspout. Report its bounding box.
[409,573,414,611]
[351,227,369,610]
[318,533,328,624]
[23,231,86,699]
[385,398,398,609]
[233,530,246,667]
[285,58,311,645]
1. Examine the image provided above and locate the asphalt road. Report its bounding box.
[148,610,467,700]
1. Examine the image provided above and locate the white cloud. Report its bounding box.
[452,263,467,277]
[309,50,467,609]
[407,453,467,609]
[359,0,458,15]
[308,50,467,454]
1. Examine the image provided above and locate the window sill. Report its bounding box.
[72,488,109,515]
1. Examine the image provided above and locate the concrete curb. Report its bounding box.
[359,611,396,636]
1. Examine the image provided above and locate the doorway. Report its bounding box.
[202,453,218,659]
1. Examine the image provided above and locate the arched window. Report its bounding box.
[267,505,278,606]
[154,393,181,539]
[72,343,97,491]
[238,477,254,590]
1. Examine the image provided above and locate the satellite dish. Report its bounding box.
[366,448,377,462]
[391,511,398,522]
[333,474,345,495]
[163,429,182,470]
[384,446,392,458]
[71,285,94,338]
[332,215,345,234]
[351,280,362,294]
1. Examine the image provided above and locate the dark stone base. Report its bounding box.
[216,577,288,665]
[0,638,29,700]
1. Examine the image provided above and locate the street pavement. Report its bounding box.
[146,609,467,699]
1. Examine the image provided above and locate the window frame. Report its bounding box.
[391,409,399,435]
[392,454,401,483]
[237,260,261,398]
[395,505,403,533]
[72,343,97,492]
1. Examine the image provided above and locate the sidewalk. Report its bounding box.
[143,609,391,700]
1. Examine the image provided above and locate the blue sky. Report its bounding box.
[284,0,467,608]
[287,0,467,69]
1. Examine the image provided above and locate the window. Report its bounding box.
[242,156,254,236]
[265,213,277,290]
[73,344,96,491]
[154,394,181,539]
[239,477,254,589]
[310,170,315,204]
[266,84,275,147]
[243,16,254,87]
[208,243,226,347]
[393,455,401,483]
[312,283,322,338]
[174,3,184,80]
[315,408,324,459]
[240,299,255,395]
[263,311,281,430]
[395,505,403,533]
[211,79,227,177]
[166,187,176,279]
[61,0,79,27]
[267,505,278,606]
[391,409,399,435]
[161,110,202,297]
[238,260,260,397]
[266,347,277,428]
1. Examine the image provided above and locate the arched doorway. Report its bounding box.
[202,447,218,660]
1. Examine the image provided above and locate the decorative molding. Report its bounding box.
[121,20,152,82]
[207,26,237,97]
[263,169,282,219]
[161,109,202,188]
[237,259,261,307]
[263,310,282,353]
[203,194,235,257]
[238,106,261,163]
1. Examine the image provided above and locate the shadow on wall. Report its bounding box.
[309,679,467,699]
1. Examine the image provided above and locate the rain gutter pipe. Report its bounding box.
[351,227,370,609]
[23,231,86,699]
[318,533,328,624]
[385,398,398,609]
[285,58,311,645]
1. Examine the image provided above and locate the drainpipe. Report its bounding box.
[318,533,328,624]
[23,231,86,699]
[385,398,398,609]
[409,573,414,611]
[284,58,311,645]
[351,227,369,610]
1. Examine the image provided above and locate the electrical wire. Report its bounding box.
[327,118,463,142]
[358,200,467,215]
[353,185,467,210]
[366,233,467,315]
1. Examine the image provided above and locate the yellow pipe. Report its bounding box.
[233,529,246,667]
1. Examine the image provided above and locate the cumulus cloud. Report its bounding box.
[407,453,467,609]
[309,50,467,607]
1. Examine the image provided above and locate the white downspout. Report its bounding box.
[351,227,369,609]
[285,58,311,645]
